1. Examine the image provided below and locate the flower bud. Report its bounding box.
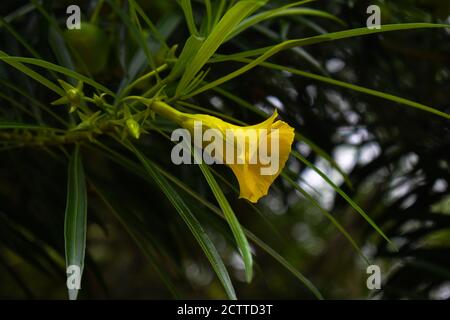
[126,118,141,139]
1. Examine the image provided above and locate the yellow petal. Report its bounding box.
[228,119,295,203]
[177,108,295,203]
[246,110,278,130]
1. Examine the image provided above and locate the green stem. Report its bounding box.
[151,100,186,124]
[121,64,168,99]
[122,96,186,125]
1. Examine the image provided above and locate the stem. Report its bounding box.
[120,64,168,100]
[0,97,185,148]
[122,96,186,125]
[150,100,186,124]
[0,121,115,147]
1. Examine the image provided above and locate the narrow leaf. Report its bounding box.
[64,144,87,300]
[194,148,254,282]
[128,143,237,300]
[193,23,449,100]
[176,0,266,95]
[0,54,115,96]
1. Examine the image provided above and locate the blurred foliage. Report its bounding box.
[0,0,449,299]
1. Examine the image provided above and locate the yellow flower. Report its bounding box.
[230,116,294,203]
[151,101,295,203]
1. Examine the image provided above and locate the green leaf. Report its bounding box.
[0,54,115,97]
[95,143,321,299]
[0,50,64,96]
[193,23,449,99]
[295,132,353,189]
[250,60,450,120]
[176,0,266,96]
[128,1,158,73]
[169,35,205,81]
[0,17,42,61]
[244,230,324,300]
[129,0,169,50]
[194,150,253,283]
[31,0,94,77]
[291,151,393,247]
[48,27,75,72]
[203,0,213,34]
[89,179,181,299]
[282,173,369,265]
[180,0,199,36]
[0,122,64,131]
[0,79,68,127]
[228,5,345,40]
[157,164,320,297]
[207,166,286,243]
[105,0,157,73]
[64,145,87,300]
[128,143,237,300]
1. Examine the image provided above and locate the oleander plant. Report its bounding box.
[0,0,449,299]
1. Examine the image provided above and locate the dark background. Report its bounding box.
[0,0,449,299]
